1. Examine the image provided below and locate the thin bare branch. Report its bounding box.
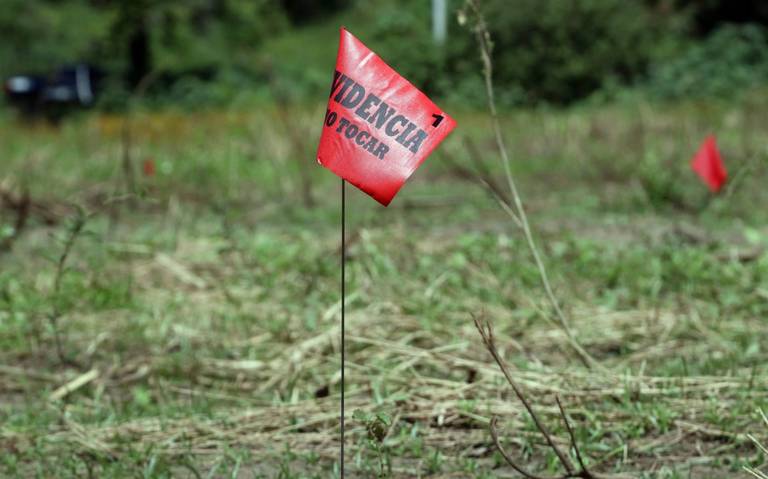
[489,415,559,479]
[463,0,599,370]
[464,135,515,208]
[49,206,90,366]
[474,315,576,474]
[492,190,524,229]
[0,185,31,252]
[476,315,634,478]
[556,395,594,478]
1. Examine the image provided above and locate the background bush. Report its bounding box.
[479,0,683,105]
[642,23,768,100]
[2,0,768,109]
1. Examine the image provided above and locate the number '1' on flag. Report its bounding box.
[316,27,456,206]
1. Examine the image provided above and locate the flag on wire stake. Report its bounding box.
[315,27,456,475]
[691,135,727,193]
[317,27,456,206]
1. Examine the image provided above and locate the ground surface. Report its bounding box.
[1,94,768,478]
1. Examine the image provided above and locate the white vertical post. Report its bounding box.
[432,0,447,45]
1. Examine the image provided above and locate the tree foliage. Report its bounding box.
[2,0,768,108]
[0,0,286,95]
[0,0,112,77]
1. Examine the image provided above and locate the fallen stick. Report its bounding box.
[156,253,207,289]
[49,369,99,402]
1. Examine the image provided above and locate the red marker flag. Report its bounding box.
[143,158,156,177]
[690,135,727,193]
[316,28,456,206]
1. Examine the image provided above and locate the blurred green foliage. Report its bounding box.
[479,0,683,105]
[364,0,768,107]
[291,0,683,106]
[0,0,286,107]
[643,24,768,100]
[2,0,768,108]
[0,0,113,75]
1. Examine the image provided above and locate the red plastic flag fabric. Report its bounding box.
[143,158,156,177]
[690,135,727,193]
[316,28,456,206]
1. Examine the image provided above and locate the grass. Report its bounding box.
[0,90,768,477]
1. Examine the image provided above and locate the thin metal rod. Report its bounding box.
[340,178,346,476]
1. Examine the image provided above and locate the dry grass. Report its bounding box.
[0,265,764,476]
[1,96,767,477]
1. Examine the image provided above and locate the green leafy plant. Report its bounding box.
[353,409,392,477]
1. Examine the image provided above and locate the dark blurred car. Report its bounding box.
[4,64,101,121]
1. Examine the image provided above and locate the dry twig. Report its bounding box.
[0,184,31,252]
[461,0,598,369]
[475,315,601,478]
[48,206,91,366]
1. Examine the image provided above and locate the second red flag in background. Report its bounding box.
[691,135,727,193]
[316,28,456,206]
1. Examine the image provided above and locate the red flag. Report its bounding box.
[316,28,456,206]
[690,135,726,193]
[143,158,156,177]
